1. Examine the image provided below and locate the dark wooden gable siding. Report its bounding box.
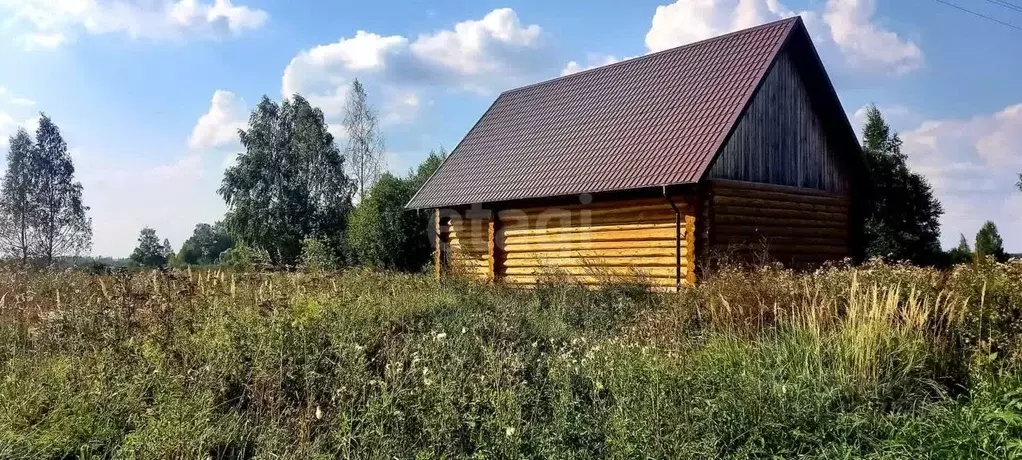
[707,51,849,194]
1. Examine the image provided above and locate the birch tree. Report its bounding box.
[0,129,36,264]
[342,79,385,202]
[30,114,92,264]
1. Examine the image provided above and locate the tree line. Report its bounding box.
[0,91,1017,271]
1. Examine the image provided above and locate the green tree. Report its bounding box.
[410,147,446,189]
[299,236,337,272]
[947,233,972,265]
[860,105,943,264]
[178,222,234,265]
[975,221,1008,263]
[349,149,447,271]
[29,114,92,264]
[0,129,36,264]
[219,95,353,266]
[130,227,170,268]
[343,79,385,202]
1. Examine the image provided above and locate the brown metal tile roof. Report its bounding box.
[407,17,800,209]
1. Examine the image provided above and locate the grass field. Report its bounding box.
[2,261,1022,458]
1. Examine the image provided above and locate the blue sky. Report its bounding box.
[1,0,1020,257]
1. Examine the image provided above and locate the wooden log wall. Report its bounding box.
[441,213,491,281]
[494,196,696,289]
[705,179,851,266]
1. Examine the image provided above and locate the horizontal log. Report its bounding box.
[709,243,849,255]
[501,222,678,238]
[503,239,679,253]
[448,241,488,254]
[503,274,680,286]
[713,224,848,239]
[713,214,848,229]
[505,247,682,260]
[714,235,846,247]
[708,179,850,202]
[501,228,679,246]
[500,203,682,225]
[713,205,847,222]
[504,265,678,278]
[500,210,678,231]
[496,196,692,219]
[713,196,848,214]
[504,256,679,268]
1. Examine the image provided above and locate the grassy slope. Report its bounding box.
[1,262,1022,458]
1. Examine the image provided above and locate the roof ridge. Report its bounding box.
[502,16,802,97]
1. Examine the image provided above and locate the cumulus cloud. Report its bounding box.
[644,0,805,52]
[0,0,268,49]
[824,0,923,75]
[560,54,624,76]
[188,90,246,150]
[0,86,39,146]
[281,8,552,119]
[639,0,921,76]
[898,103,1022,250]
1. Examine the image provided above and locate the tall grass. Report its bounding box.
[1,261,1021,458]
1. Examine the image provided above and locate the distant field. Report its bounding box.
[2,262,1022,458]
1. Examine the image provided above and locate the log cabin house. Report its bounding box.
[406,16,866,290]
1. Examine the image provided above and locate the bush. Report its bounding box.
[299,236,337,272]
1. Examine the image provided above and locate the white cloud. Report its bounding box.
[560,54,624,76]
[188,90,246,150]
[0,87,39,146]
[0,0,268,49]
[282,8,552,119]
[645,0,804,52]
[824,0,923,75]
[899,103,1022,250]
[640,0,921,76]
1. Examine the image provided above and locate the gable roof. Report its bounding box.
[407,16,856,209]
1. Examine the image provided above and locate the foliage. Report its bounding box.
[342,79,385,202]
[0,116,91,266]
[29,115,93,264]
[948,233,973,265]
[177,222,234,266]
[299,236,337,272]
[976,221,1009,263]
[218,243,272,272]
[128,227,172,268]
[348,150,445,271]
[3,262,1022,457]
[860,105,943,265]
[219,95,353,267]
[0,129,35,264]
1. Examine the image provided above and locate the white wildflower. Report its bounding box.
[315,406,323,420]
[505,427,516,437]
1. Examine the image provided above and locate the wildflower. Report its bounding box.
[461,327,467,334]
[436,332,447,340]
[505,427,516,437]
[315,406,323,420]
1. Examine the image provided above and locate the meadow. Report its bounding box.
[2,261,1022,459]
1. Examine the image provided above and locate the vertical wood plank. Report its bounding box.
[434,208,441,280]
[685,213,697,286]
[487,211,499,283]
